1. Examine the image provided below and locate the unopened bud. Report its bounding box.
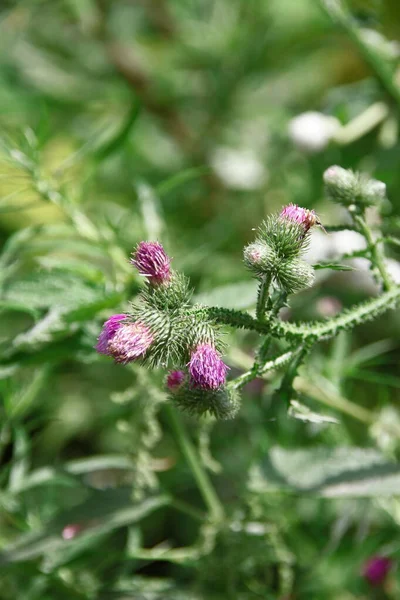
[362,178,386,205]
[243,241,276,276]
[324,165,386,207]
[276,259,315,294]
[323,165,357,206]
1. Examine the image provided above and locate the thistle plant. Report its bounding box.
[97,167,400,421]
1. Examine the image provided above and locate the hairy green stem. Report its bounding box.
[231,351,294,390]
[256,274,272,321]
[353,214,393,291]
[201,286,400,341]
[164,404,224,521]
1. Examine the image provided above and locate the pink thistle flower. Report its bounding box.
[280,203,317,234]
[189,343,229,390]
[96,314,126,355]
[362,556,393,586]
[167,370,186,390]
[131,241,171,285]
[107,321,154,363]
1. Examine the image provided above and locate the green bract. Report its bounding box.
[171,383,241,420]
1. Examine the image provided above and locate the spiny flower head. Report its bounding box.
[280,204,317,234]
[189,343,229,390]
[362,556,393,587]
[166,370,186,390]
[131,241,171,285]
[108,321,154,363]
[96,314,126,355]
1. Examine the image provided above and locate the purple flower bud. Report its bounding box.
[108,322,154,363]
[96,314,126,355]
[189,343,229,390]
[362,556,393,586]
[167,370,185,390]
[280,203,316,233]
[131,241,171,284]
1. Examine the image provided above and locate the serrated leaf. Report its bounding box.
[3,271,101,310]
[0,492,169,564]
[10,454,134,494]
[250,446,400,498]
[313,263,355,271]
[288,400,339,425]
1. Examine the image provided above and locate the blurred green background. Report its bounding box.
[1,0,400,598]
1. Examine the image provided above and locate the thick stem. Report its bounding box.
[256,274,272,321]
[165,404,224,521]
[354,214,393,291]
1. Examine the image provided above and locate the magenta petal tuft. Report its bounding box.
[280,203,316,233]
[362,556,393,586]
[108,322,153,363]
[167,370,186,390]
[189,344,228,390]
[131,241,171,284]
[96,314,126,355]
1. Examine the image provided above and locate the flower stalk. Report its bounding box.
[164,403,224,521]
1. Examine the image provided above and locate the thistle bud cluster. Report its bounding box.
[243,204,315,294]
[323,165,386,208]
[96,241,234,418]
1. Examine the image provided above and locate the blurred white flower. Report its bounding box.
[288,111,340,153]
[211,147,267,190]
[329,230,367,255]
[386,259,400,284]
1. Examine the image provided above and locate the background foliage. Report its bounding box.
[1,0,400,598]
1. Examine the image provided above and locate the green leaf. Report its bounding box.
[9,454,135,494]
[313,263,355,271]
[250,446,400,498]
[0,492,169,564]
[3,271,102,310]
